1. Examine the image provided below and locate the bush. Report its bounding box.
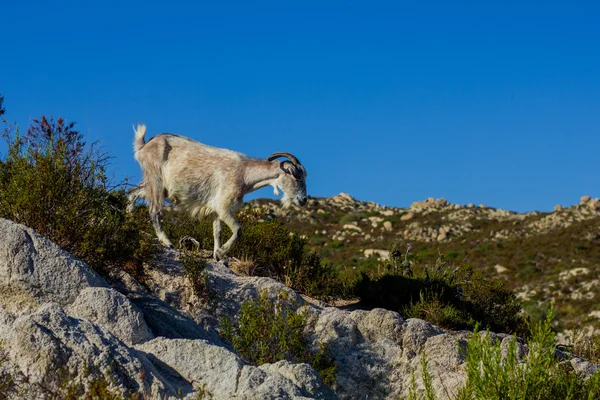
[220,291,337,386]
[409,306,600,400]
[0,115,157,275]
[339,213,360,226]
[355,250,527,335]
[181,252,211,303]
[458,306,600,400]
[162,210,350,300]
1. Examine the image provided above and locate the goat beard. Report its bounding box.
[281,195,293,208]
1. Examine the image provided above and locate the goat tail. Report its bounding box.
[133,123,147,154]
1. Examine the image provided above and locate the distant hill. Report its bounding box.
[247,193,600,338]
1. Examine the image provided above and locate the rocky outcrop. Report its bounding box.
[0,218,107,310]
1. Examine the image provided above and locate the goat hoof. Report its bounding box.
[214,249,227,262]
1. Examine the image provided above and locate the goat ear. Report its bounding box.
[280,161,302,179]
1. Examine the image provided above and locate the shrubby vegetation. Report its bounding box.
[220,291,337,386]
[410,307,600,400]
[0,112,157,276]
[355,246,528,336]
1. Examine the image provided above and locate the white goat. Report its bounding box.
[127,124,308,260]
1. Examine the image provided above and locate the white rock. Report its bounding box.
[401,212,415,221]
[581,195,591,204]
[68,287,153,345]
[495,264,509,274]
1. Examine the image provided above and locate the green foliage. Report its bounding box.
[408,307,600,400]
[457,306,600,400]
[220,291,337,386]
[163,211,350,300]
[354,250,527,335]
[181,252,212,303]
[339,213,361,226]
[0,116,157,275]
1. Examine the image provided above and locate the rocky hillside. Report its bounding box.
[247,194,600,337]
[2,217,598,399]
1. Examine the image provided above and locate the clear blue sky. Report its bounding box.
[1,1,598,212]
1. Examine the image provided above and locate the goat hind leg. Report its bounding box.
[126,185,145,213]
[215,211,241,260]
[150,209,173,248]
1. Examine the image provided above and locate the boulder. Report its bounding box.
[68,287,154,345]
[6,303,176,398]
[581,195,591,204]
[0,218,107,306]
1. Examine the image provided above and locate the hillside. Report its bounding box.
[246,193,600,336]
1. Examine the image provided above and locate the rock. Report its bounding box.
[0,218,107,306]
[580,195,591,204]
[259,360,333,398]
[383,221,393,232]
[401,212,415,221]
[402,319,444,355]
[363,249,391,260]
[6,303,176,397]
[312,307,360,346]
[495,264,509,274]
[416,334,467,395]
[68,287,153,346]
[588,198,600,210]
[350,308,405,344]
[554,204,563,212]
[137,338,326,399]
[437,231,447,241]
[381,210,394,217]
[589,310,600,319]
[137,337,242,398]
[343,223,362,232]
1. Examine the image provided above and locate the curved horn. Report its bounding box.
[267,152,301,166]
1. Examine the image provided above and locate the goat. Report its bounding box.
[127,124,308,260]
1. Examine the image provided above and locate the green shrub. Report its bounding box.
[0,116,157,275]
[458,306,600,400]
[408,307,600,400]
[339,213,360,226]
[354,251,527,335]
[181,252,211,303]
[220,291,337,386]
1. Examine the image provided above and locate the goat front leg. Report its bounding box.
[149,209,173,248]
[212,214,222,260]
[214,210,241,261]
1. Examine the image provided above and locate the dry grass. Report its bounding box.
[229,256,257,276]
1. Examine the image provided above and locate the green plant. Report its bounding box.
[220,291,337,386]
[0,116,157,276]
[458,305,600,400]
[181,252,211,303]
[355,250,527,335]
[339,213,361,226]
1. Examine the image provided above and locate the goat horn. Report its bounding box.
[267,152,301,166]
